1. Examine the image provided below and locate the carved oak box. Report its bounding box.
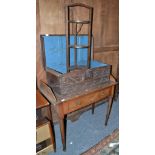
[40,34,111,97]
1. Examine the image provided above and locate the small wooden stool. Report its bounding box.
[36,90,56,154]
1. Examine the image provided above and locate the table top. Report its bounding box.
[36,90,49,109]
[38,75,117,106]
[54,80,116,104]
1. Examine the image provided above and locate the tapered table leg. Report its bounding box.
[59,116,67,151]
[92,103,95,114]
[105,96,113,126]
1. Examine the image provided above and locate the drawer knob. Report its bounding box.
[70,100,81,110]
[75,100,81,106]
[101,92,105,96]
[90,98,94,102]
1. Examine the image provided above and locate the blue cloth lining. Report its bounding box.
[43,35,108,73]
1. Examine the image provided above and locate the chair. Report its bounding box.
[36,84,56,154]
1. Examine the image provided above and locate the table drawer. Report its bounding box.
[95,87,110,101]
[67,87,111,113]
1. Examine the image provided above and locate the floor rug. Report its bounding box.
[81,129,119,155]
[49,99,119,155]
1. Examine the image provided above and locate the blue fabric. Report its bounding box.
[43,35,108,73]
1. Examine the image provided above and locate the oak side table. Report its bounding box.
[40,75,117,151]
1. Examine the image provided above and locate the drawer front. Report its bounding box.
[36,124,51,144]
[67,87,111,113]
[36,144,53,155]
[95,87,110,102]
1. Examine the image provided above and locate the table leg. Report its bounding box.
[59,115,67,151]
[48,106,56,152]
[105,96,113,126]
[92,103,95,114]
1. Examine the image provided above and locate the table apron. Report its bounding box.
[62,87,112,114]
